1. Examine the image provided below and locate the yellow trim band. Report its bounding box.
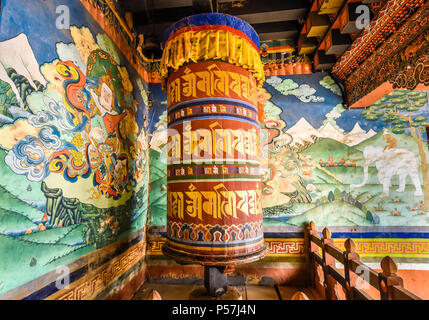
[159,29,265,90]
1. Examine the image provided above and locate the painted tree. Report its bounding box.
[361,89,429,208]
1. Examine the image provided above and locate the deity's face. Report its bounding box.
[99,82,113,112]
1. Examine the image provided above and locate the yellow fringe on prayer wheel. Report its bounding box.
[159,29,265,90]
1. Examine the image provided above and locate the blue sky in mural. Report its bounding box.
[0,0,101,64]
[264,73,388,133]
[148,83,166,134]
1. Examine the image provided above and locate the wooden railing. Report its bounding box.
[306,221,422,300]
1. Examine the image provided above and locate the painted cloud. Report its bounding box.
[267,76,325,103]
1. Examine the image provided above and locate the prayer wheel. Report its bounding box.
[159,13,267,266]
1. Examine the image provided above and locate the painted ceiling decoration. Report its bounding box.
[346,0,429,107]
[332,0,425,80]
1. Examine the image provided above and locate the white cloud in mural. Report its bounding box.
[322,103,345,132]
[268,77,325,103]
[266,76,282,86]
[273,78,298,95]
[149,110,167,157]
[264,100,283,119]
[5,139,48,181]
[290,84,325,103]
[2,123,61,182]
[320,75,342,96]
[56,42,86,75]
[0,119,39,150]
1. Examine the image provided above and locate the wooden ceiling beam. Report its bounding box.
[324,29,352,55]
[314,50,337,70]
[119,0,192,11]
[219,0,311,16]
[235,9,307,24]
[252,20,301,42]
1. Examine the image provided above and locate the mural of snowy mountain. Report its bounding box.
[0,34,47,108]
[318,122,346,143]
[288,118,378,149]
[286,117,323,148]
[344,123,377,146]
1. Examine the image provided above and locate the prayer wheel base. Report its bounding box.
[162,242,268,267]
[189,286,243,300]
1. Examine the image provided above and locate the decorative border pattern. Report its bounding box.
[148,236,429,259]
[148,237,305,257]
[265,238,306,257]
[48,241,145,300]
[167,221,264,244]
[167,164,261,180]
[334,238,429,258]
[167,104,258,124]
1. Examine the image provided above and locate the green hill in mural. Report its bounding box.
[55,225,85,245]
[0,149,45,202]
[311,167,343,185]
[0,207,37,233]
[354,130,428,157]
[21,225,82,244]
[0,233,87,294]
[129,182,148,233]
[302,138,364,165]
[148,149,167,226]
[285,199,373,226]
[0,184,43,222]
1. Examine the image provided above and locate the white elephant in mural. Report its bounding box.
[350,146,423,197]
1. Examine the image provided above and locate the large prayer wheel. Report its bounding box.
[159,13,267,266]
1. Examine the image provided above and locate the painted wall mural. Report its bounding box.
[0,0,149,295]
[148,72,429,230]
[260,74,429,228]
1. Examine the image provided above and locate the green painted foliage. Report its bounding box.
[0,79,19,117]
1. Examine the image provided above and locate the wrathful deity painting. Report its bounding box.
[148,72,429,229]
[0,1,149,294]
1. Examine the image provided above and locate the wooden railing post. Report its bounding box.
[291,291,310,300]
[342,239,360,300]
[306,221,319,287]
[378,256,403,300]
[321,227,338,300]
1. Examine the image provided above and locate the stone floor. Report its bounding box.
[131,283,322,300]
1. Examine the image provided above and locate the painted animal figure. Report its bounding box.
[382,129,397,151]
[350,146,423,197]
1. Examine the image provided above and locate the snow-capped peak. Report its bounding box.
[348,123,366,136]
[286,118,322,146]
[318,122,346,143]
